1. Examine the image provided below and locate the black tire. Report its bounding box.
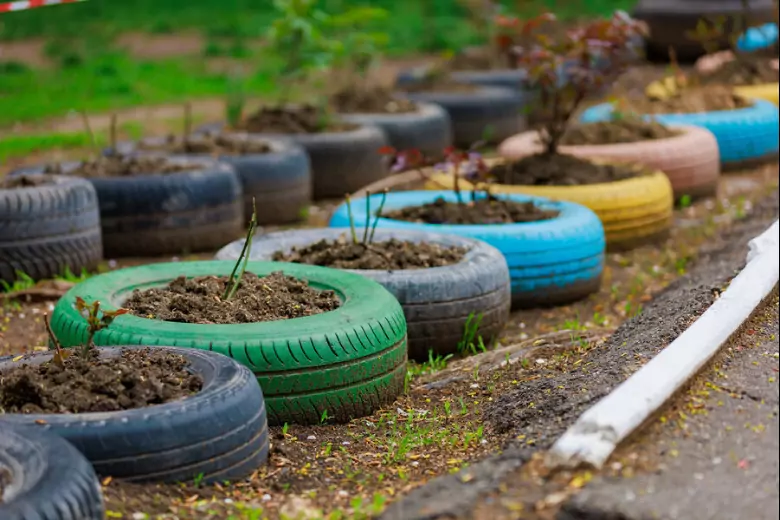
[50,261,408,426]
[113,136,312,226]
[0,175,102,285]
[215,228,512,361]
[0,423,104,520]
[397,86,529,148]
[395,64,530,92]
[633,0,776,63]
[339,102,453,158]
[11,157,244,257]
[0,346,269,484]
[197,123,390,201]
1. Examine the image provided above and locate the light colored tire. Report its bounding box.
[498,126,720,201]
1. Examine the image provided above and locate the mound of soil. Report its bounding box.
[489,153,642,186]
[137,133,271,155]
[44,155,203,178]
[561,119,680,146]
[382,195,559,225]
[332,85,418,114]
[272,235,467,270]
[0,348,203,414]
[124,271,341,325]
[0,175,51,189]
[399,70,480,94]
[698,54,779,86]
[238,105,356,134]
[627,85,752,114]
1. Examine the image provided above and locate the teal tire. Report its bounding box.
[50,261,408,425]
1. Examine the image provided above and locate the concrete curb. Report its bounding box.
[547,219,780,469]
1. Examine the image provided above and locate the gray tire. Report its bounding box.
[114,136,312,225]
[11,157,243,258]
[395,64,531,92]
[0,175,102,284]
[215,228,511,360]
[196,123,390,201]
[0,423,104,520]
[339,102,453,158]
[397,86,529,148]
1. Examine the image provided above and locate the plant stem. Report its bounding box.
[368,189,388,244]
[43,313,63,357]
[79,110,99,159]
[345,194,358,244]
[453,162,463,204]
[362,190,372,244]
[109,113,117,155]
[183,102,192,150]
[226,199,257,301]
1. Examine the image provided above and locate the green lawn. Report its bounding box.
[0,0,637,128]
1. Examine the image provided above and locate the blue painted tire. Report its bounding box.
[329,190,605,308]
[737,23,778,52]
[580,99,780,170]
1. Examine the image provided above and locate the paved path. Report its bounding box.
[562,292,779,520]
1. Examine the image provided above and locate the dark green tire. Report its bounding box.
[50,261,408,425]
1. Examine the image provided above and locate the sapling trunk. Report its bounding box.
[109,113,118,156]
[44,313,68,366]
[453,162,463,204]
[344,194,359,244]
[223,198,257,301]
[183,102,192,150]
[362,190,372,244]
[368,189,388,244]
[79,111,99,159]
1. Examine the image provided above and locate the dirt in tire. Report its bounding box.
[489,152,645,186]
[561,119,680,145]
[624,84,753,114]
[697,54,779,86]
[271,235,467,270]
[382,195,559,224]
[135,133,272,155]
[238,105,357,134]
[331,85,418,114]
[123,271,341,324]
[0,347,203,414]
[0,175,52,189]
[43,155,205,178]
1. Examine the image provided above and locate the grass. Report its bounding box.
[0,0,636,127]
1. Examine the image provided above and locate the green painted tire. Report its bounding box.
[50,261,408,425]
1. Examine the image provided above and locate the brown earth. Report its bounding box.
[383,195,560,224]
[489,152,644,186]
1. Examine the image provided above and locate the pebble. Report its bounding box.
[338,490,349,497]
[307,435,316,441]
[342,441,350,446]
[262,494,272,502]
[108,259,118,269]
[132,513,148,520]
[536,358,547,365]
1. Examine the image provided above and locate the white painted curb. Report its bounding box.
[548,219,780,469]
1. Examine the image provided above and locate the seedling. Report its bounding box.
[79,110,99,159]
[320,409,331,424]
[222,198,258,301]
[108,113,118,156]
[327,6,389,88]
[183,102,192,149]
[341,189,388,246]
[72,297,130,358]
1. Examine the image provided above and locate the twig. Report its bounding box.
[184,102,192,150]
[362,190,372,244]
[344,194,358,244]
[223,198,257,301]
[368,188,388,244]
[79,110,99,159]
[109,113,118,156]
[43,313,63,356]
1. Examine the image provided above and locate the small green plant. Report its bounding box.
[192,472,205,487]
[341,189,389,246]
[72,297,130,359]
[327,6,389,88]
[222,198,258,301]
[224,72,246,129]
[320,409,331,424]
[281,422,290,437]
[457,312,486,355]
[679,194,692,208]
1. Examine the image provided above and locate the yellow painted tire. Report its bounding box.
[734,83,779,106]
[427,168,674,252]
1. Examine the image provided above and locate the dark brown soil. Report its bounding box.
[123,271,341,325]
[698,54,779,86]
[0,467,9,503]
[399,68,480,94]
[271,236,467,270]
[136,133,271,155]
[628,85,753,114]
[44,155,204,178]
[489,152,643,186]
[237,105,356,134]
[382,195,559,225]
[0,348,203,414]
[449,48,513,71]
[331,85,418,114]
[0,174,51,189]
[561,119,680,146]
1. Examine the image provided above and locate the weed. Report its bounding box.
[679,194,692,208]
[320,409,331,424]
[592,312,608,327]
[73,298,130,358]
[457,312,486,355]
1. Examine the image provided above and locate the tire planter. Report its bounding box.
[0,347,269,483]
[498,126,720,201]
[1,175,102,285]
[0,423,104,520]
[397,86,530,148]
[50,261,407,426]
[734,84,779,106]
[427,163,673,252]
[329,191,605,308]
[215,228,511,361]
[633,0,777,62]
[11,157,243,258]
[396,65,530,92]
[579,98,780,171]
[113,136,312,226]
[736,22,778,52]
[196,122,390,201]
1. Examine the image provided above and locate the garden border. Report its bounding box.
[548,218,780,469]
